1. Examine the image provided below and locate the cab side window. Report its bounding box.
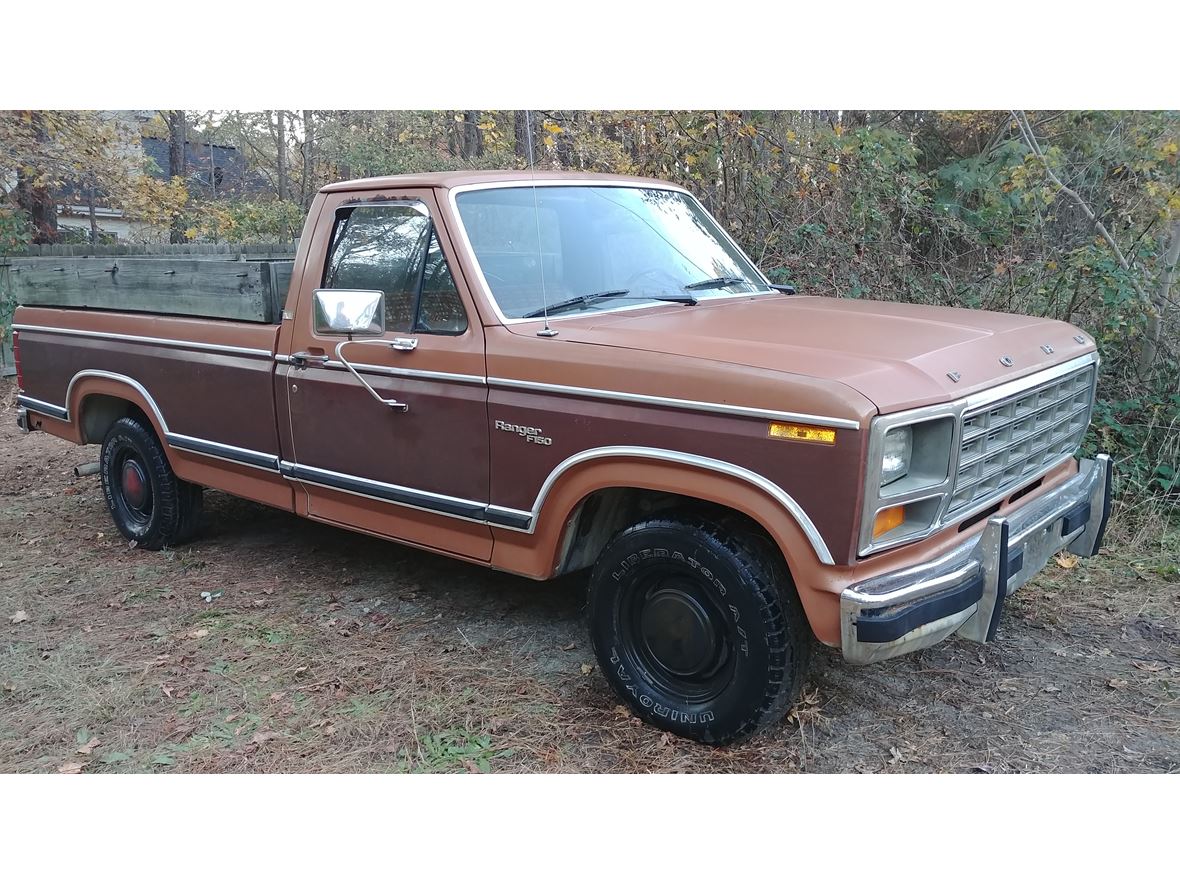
[322,202,468,335]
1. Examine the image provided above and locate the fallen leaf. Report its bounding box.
[269,691,286,702]
[1055,552,1079,569]
[561,641,576,651]
[225,713,239,723]
[251,731,283,745]
[187,628,209,639]
[1108,678,1129,690]
[889,746,904,764]
[57,761,85,774]
[76,736,101,755]
[1042,684,1062,693]
[580,663,594,676]
[161,684,174,698]
[9,610,28,624]
[323,725,336,736]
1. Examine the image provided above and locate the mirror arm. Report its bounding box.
[334,340,409,412]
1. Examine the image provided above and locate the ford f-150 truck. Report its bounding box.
[11,171,1112,745]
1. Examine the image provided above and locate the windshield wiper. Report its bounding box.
[522,289,696,319]
[683,275,752,291]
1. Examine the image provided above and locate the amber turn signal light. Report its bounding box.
[873,505,906,538]
[767,421,836,445]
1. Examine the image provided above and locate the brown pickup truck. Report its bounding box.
[12,170,1112,745]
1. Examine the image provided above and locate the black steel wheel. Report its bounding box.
[588,512,811,745]
[100,416,201,549]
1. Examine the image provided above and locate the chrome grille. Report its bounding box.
[947,365,1095,516]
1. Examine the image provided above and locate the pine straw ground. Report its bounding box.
[1,380,1177,773]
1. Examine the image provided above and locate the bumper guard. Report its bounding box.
[840,455,1112,665]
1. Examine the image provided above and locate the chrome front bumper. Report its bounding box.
[840,455,1112,665]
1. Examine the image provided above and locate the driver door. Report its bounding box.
[279,188,492,561]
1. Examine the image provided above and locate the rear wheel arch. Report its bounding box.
[68,374,170,448]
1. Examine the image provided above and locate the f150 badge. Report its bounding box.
[495,420,552,446]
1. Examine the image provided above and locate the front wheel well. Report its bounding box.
[554,487,785,578]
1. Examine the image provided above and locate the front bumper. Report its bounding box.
[840,454,1112,665]
[16,406,29,433]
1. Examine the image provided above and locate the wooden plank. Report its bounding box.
[9,257,273,323]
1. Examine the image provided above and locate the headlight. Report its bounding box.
[880,426,912,487]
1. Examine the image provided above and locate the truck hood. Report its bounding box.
[554,295,1097,413]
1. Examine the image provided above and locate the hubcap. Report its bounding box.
[121,459,148,510]
[640,587,718,677]
[620,571,734,704]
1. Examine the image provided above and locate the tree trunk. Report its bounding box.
[514,110,530,164]
[87,182,98,245]
[16,167,57,244]
[302,109,315,209]
[168,110,186,244]
[462,110,483,160]
[1139,217,1180,375]
[275,110,288,202]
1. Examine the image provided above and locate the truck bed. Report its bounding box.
[7,255,293,323]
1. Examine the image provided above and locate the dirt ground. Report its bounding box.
[1,380,1177,773]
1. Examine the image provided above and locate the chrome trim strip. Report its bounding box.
[487,376,861,430]
[321,360,486,386]
[12,324,274,359]
[165,434,280,472]
[277,447,834,564]
[445,181,778,328]
[16,395,68,421]
[49,370,283,475]
[519,445,836,565]
[962,353,1098,411]
[65,370,171,438]
[275,354,486,386]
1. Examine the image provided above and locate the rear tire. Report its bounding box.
[99,416,202,550]
[588,512,811,746]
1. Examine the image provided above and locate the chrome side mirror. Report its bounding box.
[313,289,385,335]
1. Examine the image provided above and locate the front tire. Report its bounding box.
[100,416,202,550]
[588,513,811,745]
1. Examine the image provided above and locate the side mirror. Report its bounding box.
[313,289,386,335]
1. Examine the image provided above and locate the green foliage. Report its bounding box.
[402,728,514,773]
[0,206,30,252]
[183,199,304,243]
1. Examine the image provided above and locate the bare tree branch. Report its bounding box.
[1010,110,1164,372]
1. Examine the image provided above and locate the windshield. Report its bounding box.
[453,185,771,320]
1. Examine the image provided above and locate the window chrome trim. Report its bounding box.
[12,324,274,358]
[488,376,860,430]
[445,180,777,328]
[858,352,1100,556]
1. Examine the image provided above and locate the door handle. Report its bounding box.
[290,351,329,367]
[390,337,418,352]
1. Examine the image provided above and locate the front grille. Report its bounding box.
[946,365,1095,517]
